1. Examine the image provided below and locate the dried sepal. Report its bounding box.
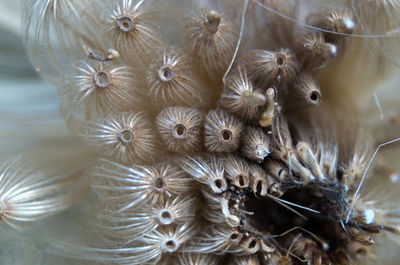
[241,126,271,163]
[108,0,161,64]
[181,155,227,194]
[89,159,195,211]
[245,49,299,86]
[81,111,160,164]
[184,9,238,80]
[220,66,264,122]
[147,48,205,108]
[204,109,244,152]
[156,107,204,154]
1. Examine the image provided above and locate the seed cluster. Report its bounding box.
[21,0,400,264]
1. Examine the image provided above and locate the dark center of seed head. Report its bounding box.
[154,177,167,192]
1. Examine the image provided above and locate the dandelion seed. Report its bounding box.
[147,48,205,108]
[204,109,244,152]
[72,61,139,113]
[89,159,195,211]
[81,111,159,164]
[220,66,264,122]
[156,107,204,154]
[185,9,238,80]
[245,48,299,86]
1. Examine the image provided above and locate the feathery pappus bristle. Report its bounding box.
[184,9,238,80]
[147,48,206,108]
[72,61,139,112]
[89,159,195,210]
[220,66,265,122]
[0,158,83,230]
[17,0,400,264]
[181,155,227,194]
[108,0,161,64]
[245,48,299,87]
[81,111,160,164]
[204,109,244,152]
[156,107,204,154]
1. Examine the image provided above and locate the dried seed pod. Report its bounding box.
[181,155,227,194]
[89,159,195,211]
[81,111,160,164]
[259,87,276,127]
[156,107,204,154]
[240,236,260,254]
[281,149,316,185]
[221,155,250,189]
[184,9,238,79]
[177,253,220,265]
[245,49,299,85]
[204,109,244,152]
[220,66,264,122]
[108,0,160,64]
[286,73,321,108]
[241,127,271,163]
[300,33,337,70]
[147,48,205,108]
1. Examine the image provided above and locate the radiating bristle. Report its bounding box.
[220,66,264,122]
[221,155,250,189]
[245,48,299,87]
[184,9,238,80]
[286,73,321,107]
[0,157,83,230]
[89,159,195,211]
[181,155,227,194]
[108,0,160,64]
[241,126,271,163]
[147,48,205,108]
[81,111,160,164]
[204,109,244,152]
[156,107,204,154]
[300,33,337,71]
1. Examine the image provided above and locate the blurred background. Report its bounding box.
[0,0,73,159]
